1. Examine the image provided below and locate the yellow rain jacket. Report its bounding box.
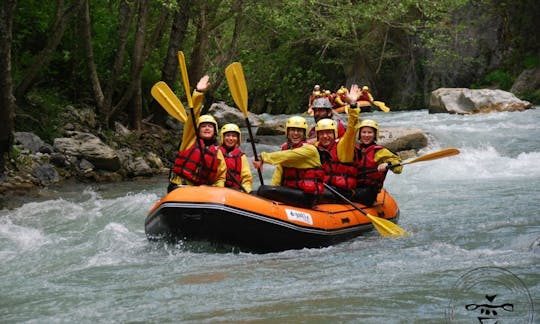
[173,90,227,187]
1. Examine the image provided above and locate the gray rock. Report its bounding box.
[14,132,46,154]
[511,68,540,95]
[429,88,533,114]
[208,101,262,127]
[54,131,121,171]
[378,128,428,153]
[32,164,59,185]
[127,157,153,176]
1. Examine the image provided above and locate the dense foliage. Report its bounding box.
[3,0,539,143]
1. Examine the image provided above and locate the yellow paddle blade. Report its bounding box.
[151,81,187,123]
[177,51,193,108]
[403,148,460,165]
[373,100,390,112]
[232,63,248,108]
[225,62,248,117]
[366,213,408,237]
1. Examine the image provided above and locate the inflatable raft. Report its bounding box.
[333,100,373,114]
[145,186,399,253]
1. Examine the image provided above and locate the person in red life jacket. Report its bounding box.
[352,119,403,206]
[355,85,375,112]
[218,123,253,193]
[169,113,227,192]
[252,116,324,207]
[315,84,362,199]
[332,86,349,114]
[167,75,226,192]
[306,96,346,144]
[307,84,321,115]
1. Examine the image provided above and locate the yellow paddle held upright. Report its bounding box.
[150,81,187,123]
[177,51,193,109]
[225,62,264,185]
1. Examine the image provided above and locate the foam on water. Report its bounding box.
[2,108,539,322]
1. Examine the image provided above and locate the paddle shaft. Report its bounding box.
[226,169,248,193]
[323,184,371,217]
[323,183,407,237]
[245,117,264,185]
[357,148,460,176]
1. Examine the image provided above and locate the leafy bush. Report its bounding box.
[482,70,513,90]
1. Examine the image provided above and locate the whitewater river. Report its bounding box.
[1,108,538,322]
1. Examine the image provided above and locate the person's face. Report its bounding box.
[317,129,335,148]
[359,127,376,145]
[287,127,305,146]
[313,108,332,123]
[199,123,215,140]
[223,131,239,149]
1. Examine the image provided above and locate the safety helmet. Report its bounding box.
[312,97,333,109]
[336,86,348,95]
[362,86,369,91]
[285,116,308,134]
[356,119,379,139]
[220,123,241,145]
[315,118,337,137]
[197,114,218,130]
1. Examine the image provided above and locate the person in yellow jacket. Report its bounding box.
[252,116,324,207]
[352,119,403,205]
[315,84,361,200]
[168,76,227,192]
[218,123,253,193]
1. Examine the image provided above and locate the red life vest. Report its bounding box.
[219,146,244,189]
[280,141,325,195]
[354,144,387,190]
[173,139,219,185]
[358,91,371,102]
[318,141,357,190]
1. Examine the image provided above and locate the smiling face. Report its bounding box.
[359,126,376,145]
[198,122,216,140]
[222,131,239,149]
[317,129,335,148]
[287,127,306,146]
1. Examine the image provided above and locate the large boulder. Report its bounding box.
[14,132,50,154]
[511,68,540,96]
[208,101,262,127]
[429,88,533,114]
[53,131,121,171]
[378,128,428,153]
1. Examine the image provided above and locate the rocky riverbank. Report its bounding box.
[1,88,533,209]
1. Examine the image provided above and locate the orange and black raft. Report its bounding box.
[145,186,399,253]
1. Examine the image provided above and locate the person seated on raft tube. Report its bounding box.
[168,75,227,192]
[252,116,325,208]
[306,84,321,116]
[306,96,346,144]
[218,123,253,193]
[331,85,350,114]
[352,119,403,206]
[315,84,362,202]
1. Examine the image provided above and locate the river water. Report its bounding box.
[1,108,538,323]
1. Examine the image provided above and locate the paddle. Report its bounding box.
[324,183,407,237]
[373,100,390,112]
[151,81,187,122]
[358,148,460,175]
[151,81,188,189]
[225,62,264,186]
[177,51,193,109]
